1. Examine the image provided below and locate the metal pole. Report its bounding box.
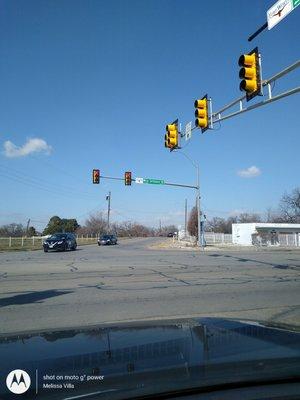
[258,53,263,97]
[212,60,300,121]
[26,219,30,236]
[184,199,187,236]
[248,21,268,42]
[209,98,213,129]
[263,60,300,85]
[163,181,198,189]
[197,165,201,248]
[212,86,300,123]
[173,150,202,249]
[107,191,111,232]
[101,174,197,190]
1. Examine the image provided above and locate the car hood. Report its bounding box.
[1,317,300,399]
[45,239,65,243]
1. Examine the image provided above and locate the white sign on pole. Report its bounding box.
[135,177,144,184]
[185,121,192,141]
[267,0,293,30]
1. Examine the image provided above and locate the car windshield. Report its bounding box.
[49,234,66,240]
[0,1,299,399]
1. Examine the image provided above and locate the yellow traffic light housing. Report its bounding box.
[194,95,208,133]
[165,119,179,151]
[124,171,132,186]
[92,169,100,184]
[239,47,261,101]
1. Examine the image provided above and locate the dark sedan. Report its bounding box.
[43,233,77,252]
[98,234,117,246]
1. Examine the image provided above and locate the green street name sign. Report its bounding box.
[293,0,300,8]
[144,178,165,185]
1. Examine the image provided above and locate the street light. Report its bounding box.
[106,192,111,231]
[173,150,203,248]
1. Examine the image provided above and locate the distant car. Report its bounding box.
[98,234,118,246]
[167,232,175,237]
[43,233,77,252]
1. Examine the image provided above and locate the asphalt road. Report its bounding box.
[0,237,299,335]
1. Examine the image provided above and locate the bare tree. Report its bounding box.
[77,212,107,236]
[108,220,155,237]
[265,207,283,223]
[0,223,25,237]
[156,225,177,237]
[187,206,198,238]
[206,217,237,234]
[237,213,261,223]
[279,187,300,223]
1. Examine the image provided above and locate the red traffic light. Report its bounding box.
[124,171,132,186]
[92,169,100,184]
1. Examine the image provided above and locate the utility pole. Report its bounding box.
[184,199,187,236]
[106,192,111,232]
[196,165,202,248]
[26,219,30,236]
[174,150,202,248]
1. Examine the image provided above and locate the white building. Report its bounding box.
[232,223,300,247]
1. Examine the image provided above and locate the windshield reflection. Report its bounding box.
[1,318,300,399]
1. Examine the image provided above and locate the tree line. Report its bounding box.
[188,187,300,236]
[0,214,176,238]
[0,187,298,237]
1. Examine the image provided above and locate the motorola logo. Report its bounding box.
[6,370,31,394]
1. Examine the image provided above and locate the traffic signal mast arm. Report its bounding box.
[211,59,300,124]
[92,172,198,190]
[167,57,299,139]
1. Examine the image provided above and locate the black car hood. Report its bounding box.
[45,239,65,243]
[1,317,300,399]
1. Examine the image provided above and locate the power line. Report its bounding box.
[0,164,97,200]
[0,163,96,198]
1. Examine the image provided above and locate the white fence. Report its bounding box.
[204,233,233,245]
[204,232,299,247]
[178,232,299,247]
[177,233,232,245]
[0,235,98,249]
[278,233,300,247]
[1,233,299,249]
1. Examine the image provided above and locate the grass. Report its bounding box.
[0,237,130,252]
[0,238,97,252]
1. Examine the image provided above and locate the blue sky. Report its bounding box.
[0,0,299,231]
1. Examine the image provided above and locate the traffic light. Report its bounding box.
[124,171,132,186]
[194,94,208,133]
[164,119,178,151]
[92,169,100,184]
[238,47,261,101]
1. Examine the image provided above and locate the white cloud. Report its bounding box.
[3,138,52,158]
[237,165,261,178]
